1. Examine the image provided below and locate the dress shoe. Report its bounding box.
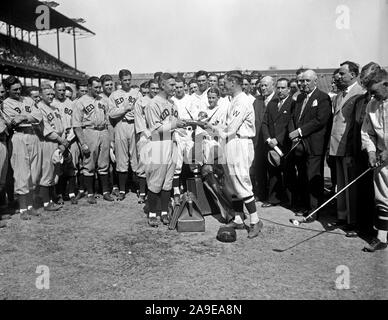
[117,193,126,201]
[330,219,347,228]
[345,230,358,238]
[160,214,170,225]
[87,195,97,204]
[28,208,41,216]
[44,202,60,211]
[111,188,120,197]
[103,193,114,202]
[148,216,158,227]
[225,221,246,230]
[261,202,277,208]
[362,238,388,252]
[303,216,316,223]
[248,220,264,239]
[70,196,78,205]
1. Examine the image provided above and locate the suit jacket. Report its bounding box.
[329,82,365,156]
[289,88,332,156]
[253,93,277,149]
[262,95,294,151]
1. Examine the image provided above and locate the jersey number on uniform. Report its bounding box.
[64,107,72,115]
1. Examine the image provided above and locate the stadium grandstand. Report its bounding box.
[114,68,336,93]
[0,0,94,86]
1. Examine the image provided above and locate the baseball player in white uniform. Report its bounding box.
[52,81,79,205]
[144,73,185,227]
[213,71,263,239]
[72,77,114,204]
[171,76,197,202]
[133,79,159,204]
[100,74,119,197]
[38,84,69,211]
[108,69,143,201]
[2,76,43,220]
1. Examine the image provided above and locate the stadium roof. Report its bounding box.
[0,0,95,36]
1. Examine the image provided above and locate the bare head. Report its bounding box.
[300,70,317,94]
[259,76,275,97]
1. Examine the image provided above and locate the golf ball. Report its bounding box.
[292,220,300,226]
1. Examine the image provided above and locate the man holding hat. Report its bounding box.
[262,78,296,208]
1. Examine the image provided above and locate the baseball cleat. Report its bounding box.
[43,202,61,212]
[160,214,170,225]
[248,220,263,239]
[103,193,114,202]
[87,195,97,204]
[20,211,32,220]
[111,188,120,197]
[117,193,126,201]
[362,238,388,252]
[56,195,64,205]
[70,196,78,205]
[148,216,158,227]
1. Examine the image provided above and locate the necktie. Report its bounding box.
[278,99,283,111]
[298,95,308,121]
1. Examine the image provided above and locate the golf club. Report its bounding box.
[289,166,374,226]
[273,230,327,252]
[283,139,301,159]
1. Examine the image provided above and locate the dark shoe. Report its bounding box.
[362,238,388,252]
[70,196,78,205]
[330,219,347,228]
[103,193,114,202]
[248,220,264,239]
[20,211,32,220]
[28,208,41,216]
[225,221,246,230]
[44,202,61,211]
[56,195,64,205]
[148,216,158,227]
[63,194,70,201]
[143,202,150,215]
[75,191,85,201]
[111,188,120,197]
[342,223,357,232]
[345,230,358,238]
[138,194,146,204]
[161,214,170,225]
[304,216,316,223]
[117,193,126,201]
[87,195,97,204]
[261,202,277,208]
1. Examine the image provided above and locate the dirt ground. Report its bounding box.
[0,188,387,300]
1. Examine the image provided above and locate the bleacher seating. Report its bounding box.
[0,33,85,77]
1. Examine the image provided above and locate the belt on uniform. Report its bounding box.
[203,135,219,142]
[14,126,36,134]
[150,132,173,141]
[121,118,134,124]
[83,125,108,131]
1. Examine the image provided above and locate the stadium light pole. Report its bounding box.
[57,28,60,60]
[72,27,77,70]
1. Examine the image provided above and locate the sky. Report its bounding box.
[37,0,388,75]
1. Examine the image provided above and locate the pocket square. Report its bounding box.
[312,99,318,107]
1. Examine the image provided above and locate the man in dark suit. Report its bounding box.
[288,70,332,219]
[252,76,277,202]
[262,78,296,207]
